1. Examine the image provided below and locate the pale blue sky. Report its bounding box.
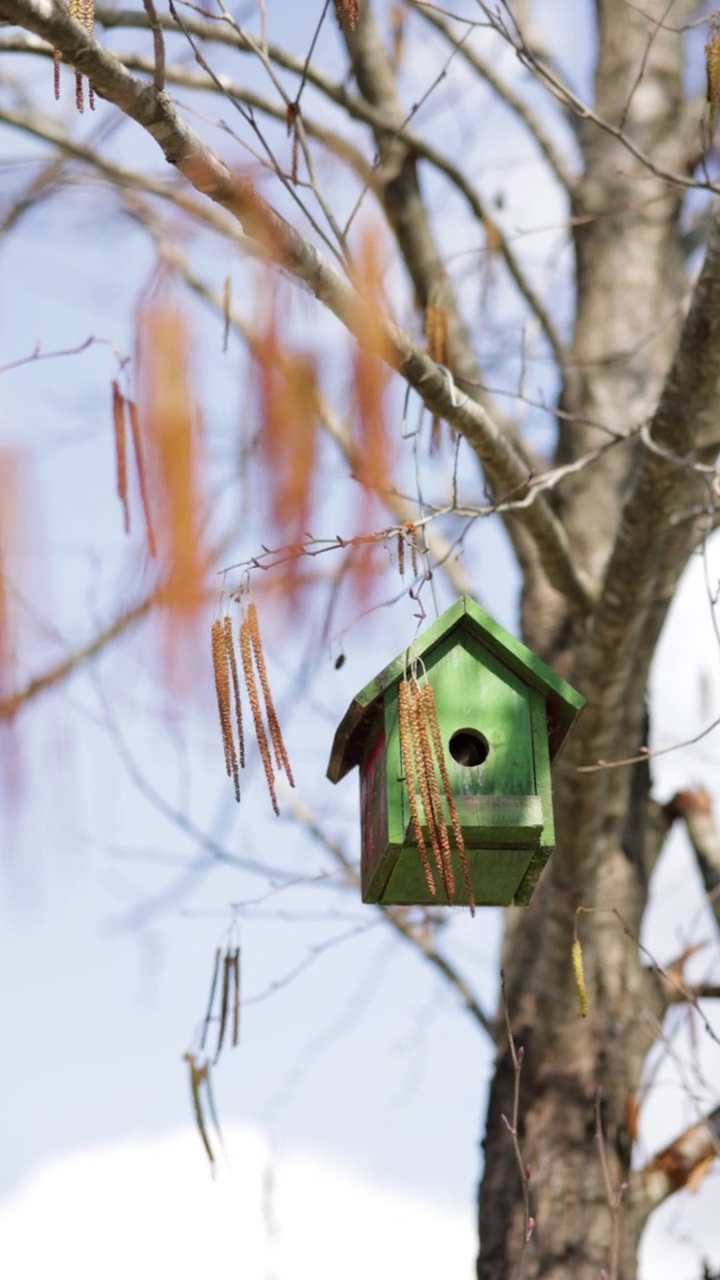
[1,5,720,1277]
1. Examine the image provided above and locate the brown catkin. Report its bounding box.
[397,529,405,578]
[240,614,279,815]
[111,381,130,535]
[423,682,474,912]
[223,615,245,772]
[291,126,300,186]
[707,30,720,130]
[399,678,435,895]
[127,399,157,557]
[247,602,294,786]
[211,619,238,794]
[214,951,232,1064]
[222,276,231,355]
[186,1053,215,1169]
[75,69,84,114]
[231,947,241,1047]
[53,48,61,99]
[411,681,454,901]
[334,0,359,30]
[410,526,419,578]
[408,680,448,898]
[571,939,589,1017]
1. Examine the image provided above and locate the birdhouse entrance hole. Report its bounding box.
[449,729,489,768]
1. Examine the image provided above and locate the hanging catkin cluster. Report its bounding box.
[211,603,294,814]
[54,0,95,112]
[398,674,475,913]
[111,380,156,554]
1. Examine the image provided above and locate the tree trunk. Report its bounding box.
[479,3,702,1276]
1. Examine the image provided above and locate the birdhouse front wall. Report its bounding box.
[387,630,539,827]
[366,628,556,905]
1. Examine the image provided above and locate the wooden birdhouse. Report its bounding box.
[327,596,584,908]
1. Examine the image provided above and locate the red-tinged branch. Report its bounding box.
[665,788,720,935]
[0,527,235,722]
[0,0,593,618]
[642,1105,720,1209]
[0,593,156,720]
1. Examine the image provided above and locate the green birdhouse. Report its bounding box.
[327,596,584,908]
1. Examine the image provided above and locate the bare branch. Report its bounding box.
[0,0,593,616]
[665,788,720,935]
[642,1104,720,1209]
[141,0,164,91]
[407,0,576,193]
[594,1088,628,1280]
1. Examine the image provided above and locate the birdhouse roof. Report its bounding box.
[327,595,585,783]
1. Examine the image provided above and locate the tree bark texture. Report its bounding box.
[480,4,712,1278]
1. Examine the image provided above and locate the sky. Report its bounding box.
[1,2,720,1278]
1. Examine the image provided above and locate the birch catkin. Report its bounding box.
[410,682,453,901]
[111,381,130,535]
[247,602,294,786]
[240,613,279,815]
[211,620,233,780]
[571,939,589,1017]
[423,682,474,913]
[399,678,435,895]
[223,615,245,771]
[707,28,720,132]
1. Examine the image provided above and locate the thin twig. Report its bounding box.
[594,1087,627,1280]
[141,0,165,89]
[500,972,534,1280]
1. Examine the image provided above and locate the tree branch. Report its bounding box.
[665,788,720,935]
[552,207,720,888]
[642,1105,720,1209]
[63,3,567,356]
[0,0,593,616]
[407,0,576,194]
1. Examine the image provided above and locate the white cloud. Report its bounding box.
[0,1126,477,1280]
[3,1124,719,1280]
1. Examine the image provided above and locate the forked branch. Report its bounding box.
[0,0,593,617]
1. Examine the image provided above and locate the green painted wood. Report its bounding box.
[514,690,556,904]
[421,630,536,796]
[410,794,544,847]
[383,684,406,848]
[327,596,585,783]
[364,843,404,902]
[371,842,538,906]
